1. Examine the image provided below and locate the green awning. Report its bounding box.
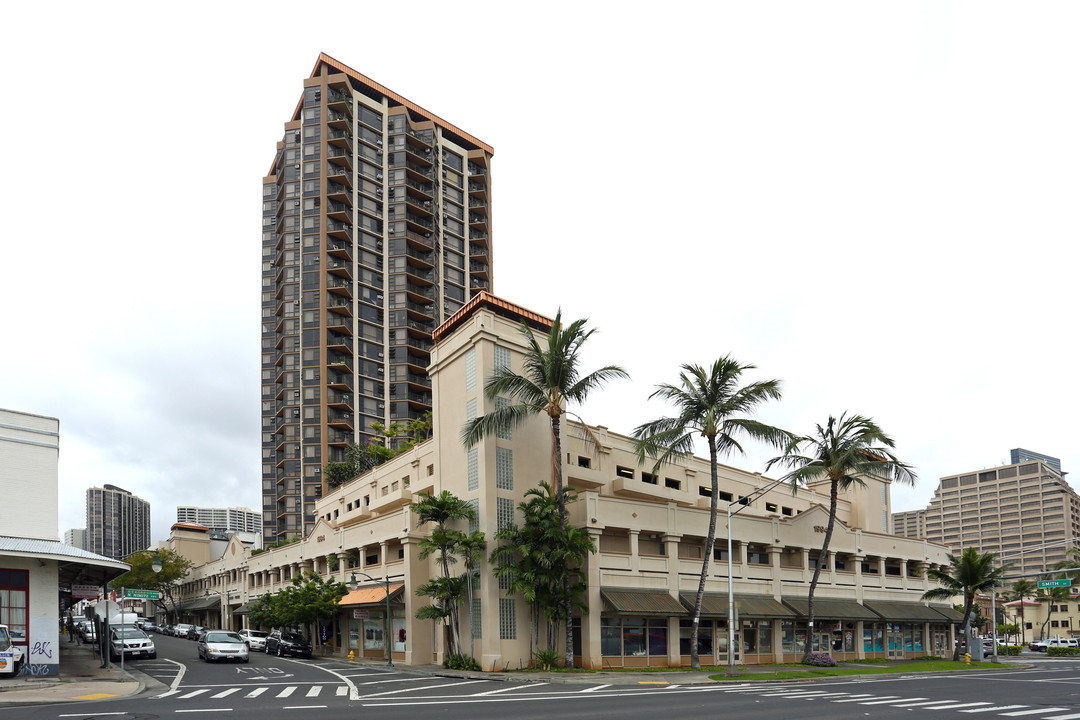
[679,593,795,619]
[782,597,878,620]
[234,601,255,615]
[929,605,965,623]
[600,589,686,616]
[181,596,221,611]
[864,601,950,622]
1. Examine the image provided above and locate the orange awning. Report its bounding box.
[339,583,404,606]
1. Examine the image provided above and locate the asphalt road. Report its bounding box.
[6,634,1080,720]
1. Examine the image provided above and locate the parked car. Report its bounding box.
[1032,637,1078,652]
[142,621,158,633]
[77,621,96,643]
[265,630,312,658]
[186,625,206,641]
[197,630,249,663]
[237,629,268,652]
[108,627,157,661]
[0,624,24,676]
[173,623,194,638]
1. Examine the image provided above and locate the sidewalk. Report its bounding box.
[0,636,146,706]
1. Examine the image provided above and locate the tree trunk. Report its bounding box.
[467,574,475,660]
[551,413,575,669]
[954,597,974,662]
[804,477,839,662]
[690,437,720,670]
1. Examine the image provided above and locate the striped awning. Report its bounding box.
[600,589,686,616]
[679,593,796,619]
[864,601,951,623]
[782,597,878,620]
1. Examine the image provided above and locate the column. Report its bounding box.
[583,527,604,669]
[629,530,640,573]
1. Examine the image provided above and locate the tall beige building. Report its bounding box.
[893,454,1079,574]
[261,54,494,544]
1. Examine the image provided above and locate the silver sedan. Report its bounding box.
[197,630,250,663]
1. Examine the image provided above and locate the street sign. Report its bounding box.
[1038,579,1072,588]
[123,589,161,599]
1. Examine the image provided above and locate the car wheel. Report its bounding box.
[149,652,157,660]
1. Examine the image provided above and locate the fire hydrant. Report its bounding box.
[964,652,971,665]
[348,650,355,662]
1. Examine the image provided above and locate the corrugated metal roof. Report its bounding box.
[679,593,796,619]
[0,536,128,566]
[782,597,879,620]
[601,588,686,616]
[929,604,965,622]
[863,601,950,622]
[339,583,404,606]
[183,595,220,611]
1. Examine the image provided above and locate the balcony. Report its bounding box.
[327,429,353,446]
[469,261,489,279]
[612,476,689,505]
[326,258,353,280]
[327,88,353,114]
[405,213,435,232]
[327,331,352,351]
[327,410,354,430]
[327,146,353,171]
[327,200,352,222]
[404,161,434,181]
[469,243,488,259]
[469,230,488,242]
[405,178,434,199]
[326,163,351,186]
[468,180,487,197]
[327,128,353,152]
[326,313,351,334]
[326,294,352,313]
[369,480,432,515]
[326,390,353,410]
[326,221,354,242]
[404,247,435,268]
[468,214,488,228]
[404,335,434,352]
[326,237,352,261]
[328,354,352,370]
[326,371,353,391]
[468,163,487,177]
[326,181,351,203]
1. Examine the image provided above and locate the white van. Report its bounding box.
[0,625,24,676]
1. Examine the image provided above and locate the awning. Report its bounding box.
[679,593,796,619]
[929,605,965,623]
[0,535,129,588]
[600,588,687,616]
[864,601,952,623]
[234,601,256,615]
[782,597,878,620]
[181,595,221,611]
[339,583,405,606]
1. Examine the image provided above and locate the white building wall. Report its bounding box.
[0,408,60,542]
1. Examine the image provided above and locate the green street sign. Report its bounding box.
[123,589,161,599]
[1038,579,1072,589]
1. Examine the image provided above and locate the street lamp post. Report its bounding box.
[349,572,400,667]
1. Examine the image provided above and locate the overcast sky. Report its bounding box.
[1,1,1076,544]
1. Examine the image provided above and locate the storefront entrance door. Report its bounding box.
[887,624,904,658]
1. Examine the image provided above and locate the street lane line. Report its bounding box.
[283,706,327,710]
[890,700,962,707]
[177,689,211,699]
[959,707,1028,714]
[920,703,992,710]
[581,685,611,693]
[999,708,1070,716]
[834,695,901,703]
[758,690,836,697]
[245,687,269,698]
[357,680,486,699]
[277,686,297,697]
[474,684,544,696]
[306,685,322,697]
[861,697,927,705]
[210,688,242,699]
[1044,714,1080,720]
[175,710,233,713]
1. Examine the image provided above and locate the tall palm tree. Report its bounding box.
[921,547,1013,660]
[412,491,477,657]
[1011,579,1037,646]
[767,413,915,659]
[462,309,628,668]
[632,357,788,669]
[458,531,487,660]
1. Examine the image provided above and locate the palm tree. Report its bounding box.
[462,309,628,668]
[1010,579,1037,646]
[921,548,1013,660]
[632,357,788,669]
[458,531,487,660]
[412,491,478,657]
[767,413,915,659]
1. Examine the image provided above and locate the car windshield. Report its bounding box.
[207,632,243,643]
[248,631,268,638]
[113,629,146,639]
[282,633,306,642]
[0,628,10,649]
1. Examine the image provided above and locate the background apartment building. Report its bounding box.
[893,451,1078,574]
[261,53,494,544]
[177,506,261,535]
[86,485,151,560]
[63,528,87,550]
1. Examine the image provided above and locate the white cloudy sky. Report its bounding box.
[1,1,1076,543]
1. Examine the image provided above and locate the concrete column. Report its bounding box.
[629,530,640,573]
[400,535,430,666]
[662,534,682,594]
[827,551,837,586]
[583,527,604,670]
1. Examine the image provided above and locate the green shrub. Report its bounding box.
[1047,646,1080,657]
[999,645,1022,656]
[803,653,837,667]
[533,648,562,671]
[443,653,481,670]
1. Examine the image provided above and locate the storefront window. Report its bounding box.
[623,619,646,656]
[679,619,712,656]
[647,620,667,656]
[601,618,621,656]
[782,621,794,653]
[758,622,772,654]
[742,621,758,654]
[913,626,923,652]
[875,623,885,652]
[363,618,384,650]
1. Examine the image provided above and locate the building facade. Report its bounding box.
[86,485,151,561]
[261,53,495,544]
[63,528,87,550]
[0,408,127,676]
[178,295,958,668]
[892,455,1079,574]
[177,506,261,537]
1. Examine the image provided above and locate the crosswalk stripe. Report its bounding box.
[336,686,348,696]
[475,684,543,696]
[834,695,901,703]
[1001,709,1070,717]
[959,707,1028,714]
[891,700,959,707]
[581,684,611,693]
[210,688,242,699]
[245,688,268,698]
[921,703,992,710]
[1044,714,1080,720]
[306,686,322,697]
[861,697,927,705]
[177,689,211,699]
[759,691,835,697]
[277,686,297,698]
[155,690,180,698]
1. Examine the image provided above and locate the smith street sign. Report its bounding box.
[123,589,161,599]
[1038,579,1072,588]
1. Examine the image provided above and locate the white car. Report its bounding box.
[173,623,194,638]
[237,629,268,651]
[0,624,24,676]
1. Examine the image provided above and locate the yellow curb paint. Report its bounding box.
[637,681,669,685]
[70,693,120,699]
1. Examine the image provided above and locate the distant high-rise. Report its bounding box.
[86,485,150,560]
[64,528,87,549]
[176,506,261,536]
[1011,448,1062,472]
[261,53,494,543]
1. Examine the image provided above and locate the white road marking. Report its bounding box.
[306,685,322,697]
[473,684,543,696]
[959,708,1029,715]
[1000,709,1071,717]
[276,686,297,698]
[175,710,233,713]
[282,706,327,710]
[210,688,242,699]
[282,655,362,700]
[155,690,181,698]
[860,697,927,705]
[1044,714,1080,720]
[357,680,486,699]
[890,699,962,707]
[245,687,269,698]
[918,702,991,710]
[336,686,349,696]
[177,689,211,699]
[580,684,610,693]
[834,695,902,703]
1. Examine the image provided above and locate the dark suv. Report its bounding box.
[265,630,312,658]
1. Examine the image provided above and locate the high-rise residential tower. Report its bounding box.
[176,506,261,536]
[86,485,151,560]
[261,54,494,543]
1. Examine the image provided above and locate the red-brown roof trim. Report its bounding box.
[432,291,553,343]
